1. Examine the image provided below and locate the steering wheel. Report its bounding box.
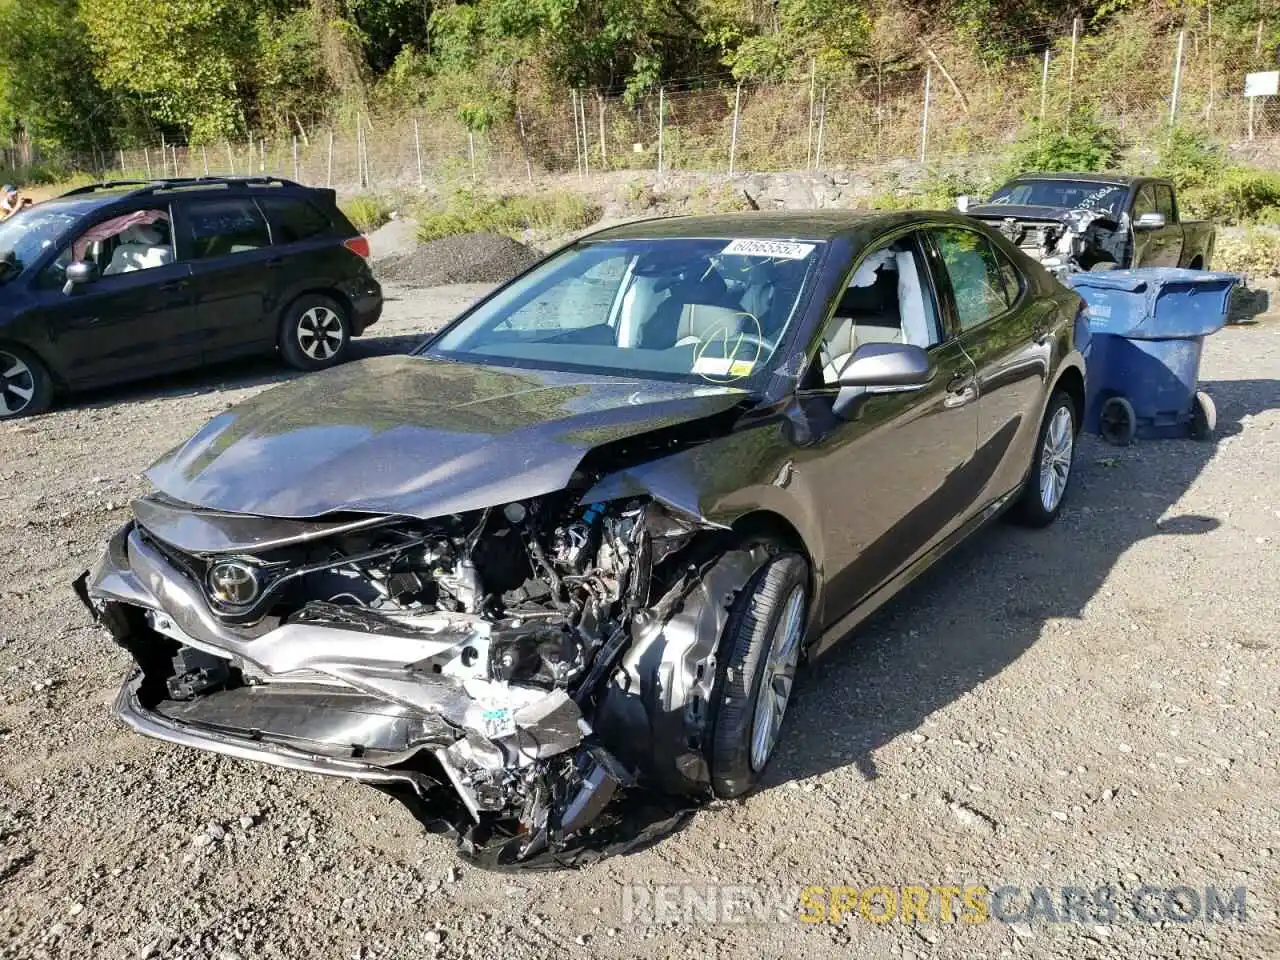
[675,331,776,359]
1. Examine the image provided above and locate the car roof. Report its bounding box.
[1005,172,1155,187]
[584,210,953,243]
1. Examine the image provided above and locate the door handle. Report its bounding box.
[265,257,285,269]
[158,279,188,293]
[944,373,978,409]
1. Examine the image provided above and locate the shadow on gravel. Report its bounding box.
[51,329,430,415]
[766,376,1279,790]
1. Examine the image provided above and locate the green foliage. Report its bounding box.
[415,189,601,241]
[1004,106,1121,176]
[0,0,110,149]
[1155,126,1226,190]
[341,194,392,232]
[1181,169,1280,226]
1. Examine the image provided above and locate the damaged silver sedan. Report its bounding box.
[78,212,1087,866]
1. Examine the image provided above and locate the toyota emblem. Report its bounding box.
[208,561,260,606]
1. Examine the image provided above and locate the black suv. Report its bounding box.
[0,176,382,418]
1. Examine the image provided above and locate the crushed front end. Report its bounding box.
[970,207,1127,275]
[78,492,739,866]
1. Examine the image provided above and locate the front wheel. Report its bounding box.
[709,552,809,799]
[279,295,351,371]
[0,345,54,419]
[1010,390,1077,527]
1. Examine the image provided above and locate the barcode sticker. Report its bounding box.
[721,238,816,260]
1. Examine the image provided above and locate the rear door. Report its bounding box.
[256,193,350,322]
[172,196,278,361]
[27,205,198,387]
[927,225,1053,508]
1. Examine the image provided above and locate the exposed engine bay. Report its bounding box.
[978,208,1127,276]
[78,489,763,867]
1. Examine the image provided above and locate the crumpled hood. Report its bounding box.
[146,355,749,519]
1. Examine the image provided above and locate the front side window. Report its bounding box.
[1132,186,1157,219]
[1155,185,1176,221]
[40,209,173,287]
[429,237,821,384]
[181,199,271,260]
[817,234,942,385]
[930,228,1017,331]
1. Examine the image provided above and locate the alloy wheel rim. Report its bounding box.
[0,351,36,416]
[749,584,806,773]
[1039,405,1074,512]
[297,307,345,361]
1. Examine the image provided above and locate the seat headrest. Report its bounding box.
[120,224,164,246]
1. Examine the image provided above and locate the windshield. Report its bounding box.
[987,180,1127,219]
[0,205,80,280]
[428,237,821,384]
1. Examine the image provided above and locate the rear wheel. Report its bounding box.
[1011,390,1076,527]
[279,295,351,371]
[709,551,809,799]
[0,345,53,419]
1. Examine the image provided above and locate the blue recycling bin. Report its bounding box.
[1064,268,1238,444]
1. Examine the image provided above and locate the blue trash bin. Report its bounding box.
[1064,267,1238,444]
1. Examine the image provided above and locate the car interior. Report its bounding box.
[819,238,941,384]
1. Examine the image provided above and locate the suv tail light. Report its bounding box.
[343,236,371,259]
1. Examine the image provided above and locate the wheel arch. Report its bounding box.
[1052,363,1086,432]
[0,338,63,389]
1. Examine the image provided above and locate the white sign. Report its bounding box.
[720,238,816,260]
[1245,71,1279,98]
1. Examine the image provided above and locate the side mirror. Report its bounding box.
[833,342,932,418]
[1134,211,1166,230]
[839,342,932,388]
[62,260,96,295]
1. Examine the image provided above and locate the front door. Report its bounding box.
[792,230,980,632]
[29,207,198,387]
[1131,184,1181,267]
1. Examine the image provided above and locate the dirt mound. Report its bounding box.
[375,232,541,287]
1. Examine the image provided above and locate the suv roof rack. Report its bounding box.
[60,175,305,199]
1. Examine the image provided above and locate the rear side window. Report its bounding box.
[260,197,331,245]
[180,199,270,260]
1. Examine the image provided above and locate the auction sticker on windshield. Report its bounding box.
[721,238,816,260]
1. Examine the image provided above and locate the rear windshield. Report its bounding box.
[988,180,1128,219]
[427,237,822,385]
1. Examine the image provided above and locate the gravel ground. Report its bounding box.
[373,233,541,287]
[0,288,1277,960]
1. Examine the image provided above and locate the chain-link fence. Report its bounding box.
[90,25,1280,192]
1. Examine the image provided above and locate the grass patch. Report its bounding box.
[341,194,392,233]
[415,189,601,242]
[1181,168,1280,226]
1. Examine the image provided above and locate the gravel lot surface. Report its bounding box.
[0,287,1277,960]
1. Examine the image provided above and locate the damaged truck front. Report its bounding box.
[75,356,799,867]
